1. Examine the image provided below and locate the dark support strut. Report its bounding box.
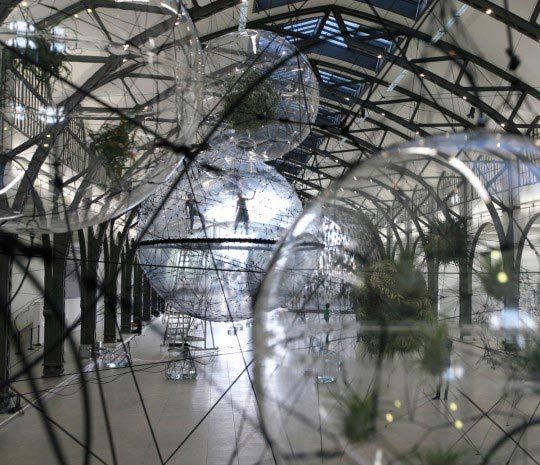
[42,232,70,377]
[0,233,14,411]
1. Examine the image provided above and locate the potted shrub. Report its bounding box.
[423,217,468,264]
[89,119,136,178]
[221,68,280,133]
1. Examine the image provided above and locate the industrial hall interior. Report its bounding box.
[1,0,540,464]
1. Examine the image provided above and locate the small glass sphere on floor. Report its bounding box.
[200,29,319,161]
[0,0,203,234]
[254,132,540,464]
[138,156,302,322]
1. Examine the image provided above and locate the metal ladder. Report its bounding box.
[163,309,193,348]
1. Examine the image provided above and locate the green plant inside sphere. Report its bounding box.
[342,395,375,443]
[353,256,433,355]
[89,119,136,178]
[414,448,465,465]
[7,34,70,84]
[423,217,468,264]
[222,68,280,133]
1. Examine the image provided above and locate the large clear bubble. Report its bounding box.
[138,154,303,321]
[0,0,202,234]
[254,132,540,464]
[200,29,319,161]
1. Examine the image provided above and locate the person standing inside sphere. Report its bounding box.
[323,303,331,345]
[323,303,330,323]
[433,334,453,401]
[185,193,206,234]
[234,191,254,233]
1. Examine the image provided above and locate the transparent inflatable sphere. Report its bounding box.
[138,155,302,322]
[254,132,540,464]
[200,29,319,161]
[0,0,203,234]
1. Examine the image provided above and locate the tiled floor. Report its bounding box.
[0,318,273,465]
[2,314,540,465]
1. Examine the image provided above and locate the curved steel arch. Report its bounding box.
[4,0,538,198]
[308,58,475,131]
[249,3,540,103]
[244,5,530,133]
[194,1,540,195]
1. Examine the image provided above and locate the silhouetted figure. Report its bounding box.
[185,193,206,233]
[132,317,142,335]
[433,337,453,401]
[234,192,254,233]
[323,303,330,323]
[324,303,331,345]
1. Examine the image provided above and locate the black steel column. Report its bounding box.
[0,233,13,411]
[43,232,70,377]
[102,236,117,343]
[120,246,133,333]
[133,260,143,324]
[142,276,151,322]
[459,256,473,326]
[79,226,105,358]
[427,257,439,317]
[152,289,159,316]
[459,182,473,329]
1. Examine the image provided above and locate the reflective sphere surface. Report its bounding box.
[0,0,202,234]
[139,156,302,321]
[200,29,319,161]
[255,133,540,464]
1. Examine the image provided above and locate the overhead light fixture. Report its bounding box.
[486,8,492,15]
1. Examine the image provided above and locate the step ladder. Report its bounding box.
[163,309,192,348]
